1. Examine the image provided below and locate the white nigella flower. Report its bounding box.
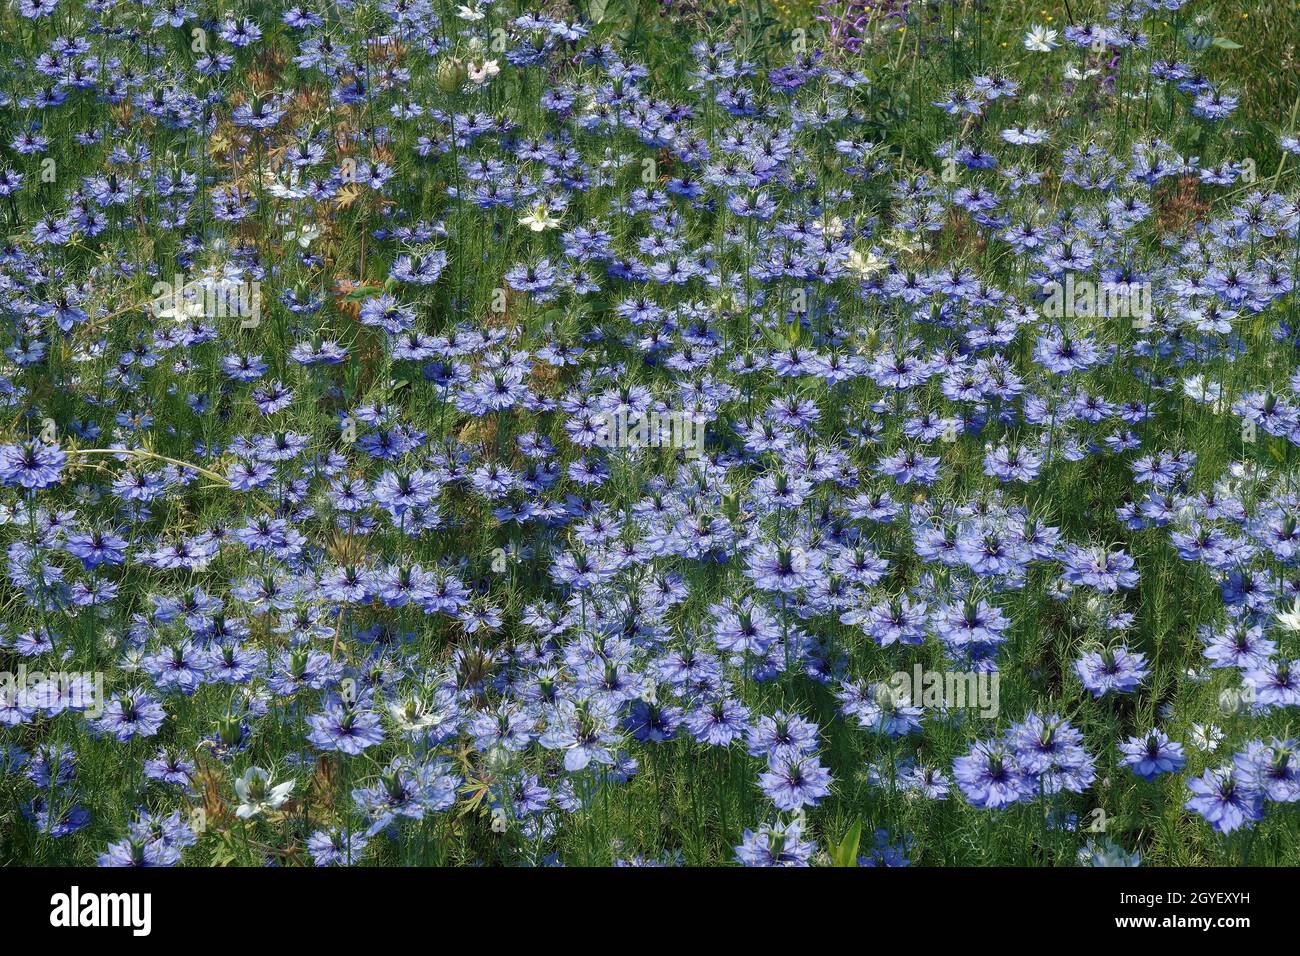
[263,166,307,200]
[1275,598,1300,633]
[284,223,320,248]
[153,289,206,323]
[1023,24,1060,53]
[467,59,500,85]
[118,645,147,672]
[388,696,437,732]
[1188,722,1223,753]
[813,216,845,237]
[456,3,484,20]
[234,766,294,819]
[882,232,921,255]
[847,247,889,277]
[519,200,562,232]
[1228,459,1267,483]
[1182,374,1223,406]
[1078,837,1140,867]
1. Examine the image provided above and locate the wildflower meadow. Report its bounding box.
[1,0,1300,877]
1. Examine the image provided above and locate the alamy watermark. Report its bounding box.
[1042,275,1151,321]
[885,665,1000,719]
[593,410,705,459]
[150,273,262,327]
[1,666,104,719]
[50,886,151,936]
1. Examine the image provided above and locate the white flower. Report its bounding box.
[1023,24,1060,52]
[1078,837,1140,867]
[519,200,562,232]
[263,167,307,200]
[1188,723,1223,753]
[388,696,437,732]
[847,247,889,278]
[456,3,484,20]
[467,59,500,85]
[153,288,206,323]
[234,766,294,819]
[812,216,845,238]
[1181,374,1223,406]
[1275,598,1300,633]
[882,232,921,255]
[1228,459,1267,483]
[118,645,147,672]
[284,223,320,248]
